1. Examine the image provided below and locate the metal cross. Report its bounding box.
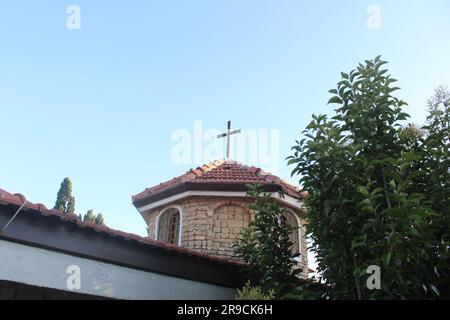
[217,120,242,159]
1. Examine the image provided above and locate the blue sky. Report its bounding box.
[0,0,449,236]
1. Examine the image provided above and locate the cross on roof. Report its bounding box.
[217,121,242,160]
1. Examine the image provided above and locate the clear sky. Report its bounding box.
[0,0,449,237]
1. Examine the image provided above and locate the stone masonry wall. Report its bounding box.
[145,196,308,278]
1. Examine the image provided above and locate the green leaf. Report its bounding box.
[370,187,384,197]
[382,251,392,267]
[359,199,372,206]
[383,207,403,217]
[357,186,369,197]
[408,227,421,237]
[328,96,343,105]
[361,205,374,214]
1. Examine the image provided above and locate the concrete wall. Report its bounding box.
[0,239,236,300]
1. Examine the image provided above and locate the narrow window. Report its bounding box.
[281,211,300,256]
[157,208,180,245]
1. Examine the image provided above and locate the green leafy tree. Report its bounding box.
[235,281,275,300]
[233,184,301,298]
[425,86,450,299]
[426,85,450,133]
[404,86,450,298]
[288,56,444,299]
[54,177,75,214]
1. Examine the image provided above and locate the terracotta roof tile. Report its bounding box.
[132,159,304,202]
[0,187,241,267]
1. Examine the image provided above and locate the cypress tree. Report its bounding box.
[83,209,96,223]
[54,177,75,214]
[67,196,75,214]
[95,213,105,225]
[82,209,105,225]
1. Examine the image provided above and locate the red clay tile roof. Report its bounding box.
[0,187,241,267]
[132,159,305,202]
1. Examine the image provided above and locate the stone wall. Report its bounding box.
[145,196,308,278]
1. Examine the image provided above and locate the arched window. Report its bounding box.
[281,211,300,257]
[157,208,181,245]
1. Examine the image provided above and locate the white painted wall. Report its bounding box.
[0,239,236,300]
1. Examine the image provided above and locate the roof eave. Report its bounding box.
[133,183,304,215]
[0,201,244,288]
[132,181,289,208]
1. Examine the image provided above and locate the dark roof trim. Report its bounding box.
[132,182,283,208]
[0,203,244,288]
